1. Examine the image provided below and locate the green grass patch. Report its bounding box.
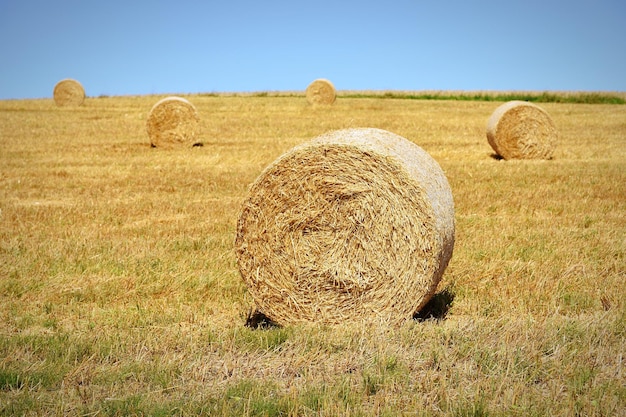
[341,91,626,104]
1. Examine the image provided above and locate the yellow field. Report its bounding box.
[1,94,624,416]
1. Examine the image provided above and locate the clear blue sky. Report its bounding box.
[1,0,625,99]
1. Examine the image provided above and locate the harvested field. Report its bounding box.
[0,93,624,416]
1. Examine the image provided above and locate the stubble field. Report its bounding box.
[0,93,625,416]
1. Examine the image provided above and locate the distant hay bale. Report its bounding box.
[235,128,455,325]
[146,96,200,148]
[486,101,557,160]
[306,79,336,105]
[53,79,85,107]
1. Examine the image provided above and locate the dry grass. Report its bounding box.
[236,128,454,325]
[0,93,624,416]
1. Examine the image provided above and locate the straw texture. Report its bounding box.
[235,128,455,325]
[486,101,557,160]
[306,79,336,105]
[146,96,200,148]
[53,79,85,107]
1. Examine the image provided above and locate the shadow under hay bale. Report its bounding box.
[235,128,455,326]
[306,78,336,105]
[146,96,199,148]
[413,288,455,322]
[245,310,280,329]
[486,100,557,160]
[53,79,85,107]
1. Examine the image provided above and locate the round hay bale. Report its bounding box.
[53,79,85,107]
[146,96,200,148]
[235,128,455,325]
[486,101,557,160]
[306,78,336,105]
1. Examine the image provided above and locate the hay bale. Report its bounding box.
[235,128,455,325]
[146,96,200,148]
[486,101,557,160]
[306,78,336,105]
[53,79,85,107]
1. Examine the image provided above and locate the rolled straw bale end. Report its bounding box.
[53,79,85,107]
[486,101,557,160]
[235,128,455,326]
[306,78,336,105]
[146,96,200,148]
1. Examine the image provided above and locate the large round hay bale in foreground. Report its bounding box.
[306,78,336,105]
[146,96,200,148]
[235,128,455,325]
[486,101,557,160]
[53,79,85,107]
